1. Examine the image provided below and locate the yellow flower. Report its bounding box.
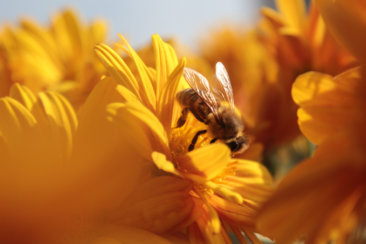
[0,82,173,243]
[95,34,273,243]
[199,0,355,150]
[256,3,366,240]
[0,9,106,107]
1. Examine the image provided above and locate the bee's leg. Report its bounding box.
[210,138,218,144]
[176,107,189,128]
[188,130,207,151]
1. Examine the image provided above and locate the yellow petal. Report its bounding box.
[9,83,37,111]
[0,97,36,144]
[157,58,186,131]
[52,9,82,59]
[257,133,363,243]
[208,194,257,227]
[316,0,366,63]
[292,67,363,144]
[276,0,306,33]
[176,144,231,180]
[152,34,179,98]
[107,101,170,158]
[95,43,140,97]
[73,78,127,164]
[118,34,156,111]
[233,159,273,185]
[89,19,108,46]
[260,7,285,29]
[33,91,77,155]
[20,18,61,66]
[4,26,61,88]
[216,160,273,205]
[114,176,194,233]
[151,151,179,175]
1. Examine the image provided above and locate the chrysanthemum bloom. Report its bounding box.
[0,9,106,107]
[95,34,273,243]
[0,82,174,243]
[257,1,366,242]
[200,0,355,150]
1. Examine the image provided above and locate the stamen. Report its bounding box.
[205,181,243,204]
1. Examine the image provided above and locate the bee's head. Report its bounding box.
[226,136,249,154]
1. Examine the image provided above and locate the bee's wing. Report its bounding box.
[212,62,235,110]
[183,67,220,117]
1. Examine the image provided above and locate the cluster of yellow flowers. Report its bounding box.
[0,0,364,243]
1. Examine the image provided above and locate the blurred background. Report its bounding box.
[0,0,270,49]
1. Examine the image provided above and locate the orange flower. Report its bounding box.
[257,1,366,238]
[0,9,107,107]
[0,82,159,242]
[200,0,355,150]
[257,66,366,243]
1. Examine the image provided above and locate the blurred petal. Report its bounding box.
[74,77,125,164]
[316,0,366,63]
[21,90,77,159]
[257,133,364,243]
[9,83,37,110]
[108,100,170,158]
[112,176,194,234]
[292,67,363,144]
[93,226,180,244]
[0,97,36,148]
[276,0,306,33]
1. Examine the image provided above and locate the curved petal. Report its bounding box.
[316,0,366,63]
[95,43,140,97]
[152,34,179,98]
[157,58,186,131]
[112,176,194,234]
[276,0,307,33]
[208,194,257,226]
[292,67,363,144]
[108,101,170,158]
[257,132,364,243]
[33,91,77,156]
[9,83,37,110]
[74,77,126,163]
[0,97,36,158]
[217,160,273,204]
[176,144,231,180]
[52,9,83,60]
[118,34,156,111]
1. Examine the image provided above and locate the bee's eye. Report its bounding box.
[226,140,240,151]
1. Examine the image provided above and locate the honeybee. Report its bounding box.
[176,62,248,154]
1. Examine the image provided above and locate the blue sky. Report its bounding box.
[0,0,270,49]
